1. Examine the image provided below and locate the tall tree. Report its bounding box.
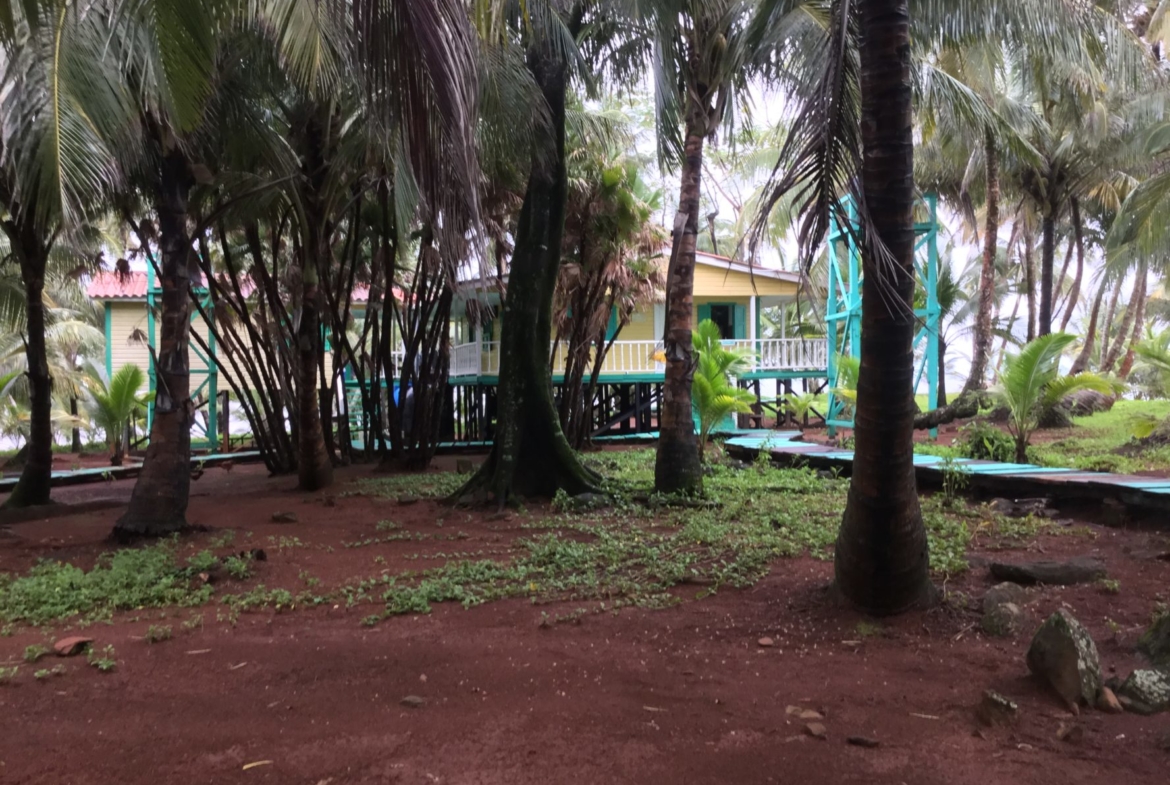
[0,2,124,508]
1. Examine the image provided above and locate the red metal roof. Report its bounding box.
[87,271,148,299]
[88,270,382,303]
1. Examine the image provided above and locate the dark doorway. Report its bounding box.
[709,304,734,340]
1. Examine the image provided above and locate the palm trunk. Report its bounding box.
[1101,263,1143,373]
[654,102,706,495]
[834,0,934,615]
[3,237,54,509]
[114,145,195,540]
[936,337,947,408]
[1037,208,1056,336]
[1058,199,1084,333]
[453,42,600,504]
[1069,280,1106,374]
[1024,231,1036,342]
[1117,264,1149,379]
[70,398,82,453]
[962,128,998,393]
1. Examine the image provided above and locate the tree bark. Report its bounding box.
[2,228,54,509]
[453,43,600,505]
[1058,198,1084,333]
[654,93,706,495]
[70,398,82,453]
[1101,263,1143,374]
[113,144,195,540]
[1069,280,1106,375]
[834,0,934,615]
[1038,208,1056,336]
[1118,264,1149,379]
[1023,231,1036,342]
[962,127,998,394]
[294,108,335,491]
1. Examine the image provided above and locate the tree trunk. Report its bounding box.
[3,237,54,509]
[936,336,947,408]
[1118,264,1149,379]
[1058,198,1084,333]
[962,127,998,394]
[1037,208,1056,336]
[1069,280,1106,375]
[70,398,82,453]
[1024,231,1036,342]
[453,44,600,505]
[834,0,934,615]
[1099,278,1122,369]
[295,108,336,490]
[654,98,706,495]
[1101,263,1143,373]
[113,146,195,540]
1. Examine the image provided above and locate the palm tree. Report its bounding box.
[0,3,123,508]
[87,364,149,466]
[999,333,1118,463]
[691,319,755,461]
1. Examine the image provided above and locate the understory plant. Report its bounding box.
[85,364,148,466]
[692,320,755,462]
[998,333,1119,463]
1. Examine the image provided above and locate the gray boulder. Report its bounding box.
[1065,390,1115,417]
[1117,669,1170,715]
[982,582,1027,613]
[1026,610,1102,707]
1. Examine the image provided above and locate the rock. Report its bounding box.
[990,557,1106,586]
[846,736,880,748]
[804,722,827,739]
[455,459,475,475]
[485,511,512,523]
[975,690,1019,726]
[757,637,775,648]
[982,582,1027,613]
[1065,389,1114,417]
[982,602,1024,638]
[397,496,420,506]
[400,695,426,709]
[1056,723,1084,744]
[1026,610,1102,708]
[1096,686,1123,714]
[1117,669,1170,715]
[785,705,803,717]
[270,511,298,523]
[799,709,824,721]
[53,636,93,657]
[990,498,1055,519]
[1137,612,1170,670]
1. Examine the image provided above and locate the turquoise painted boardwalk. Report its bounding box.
[0,451,260,493]
[724,430,1170,514]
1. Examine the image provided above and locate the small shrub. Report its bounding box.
[144,624,173,644]
[959,421,1015,463]
[223,554,252,580]
[23,644,50,663]
[0,666,18,683]
[34,664,66,680]
[87,645,117,672]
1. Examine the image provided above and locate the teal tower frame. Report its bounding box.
[824,193,940,437]
[145,264,220,449]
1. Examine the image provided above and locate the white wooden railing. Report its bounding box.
[441,337,828,378]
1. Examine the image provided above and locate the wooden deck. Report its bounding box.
[723,430,1170,515]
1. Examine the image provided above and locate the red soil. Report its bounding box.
[1,463,1168,784]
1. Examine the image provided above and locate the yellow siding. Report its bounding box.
[693,264,796,297]
[107,303,152,391]
[614,305,657,341]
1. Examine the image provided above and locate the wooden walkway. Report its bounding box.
[723,430,1170,515]
[0,451,261,493]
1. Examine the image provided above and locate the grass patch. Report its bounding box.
[0,540,213,626]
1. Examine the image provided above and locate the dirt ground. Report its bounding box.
[1,461,1169,784]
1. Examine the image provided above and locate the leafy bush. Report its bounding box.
[959,421,1015,463]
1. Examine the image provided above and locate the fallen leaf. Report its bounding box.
[230,662,248,670]
[186,649,211,655]
[909,713,940,720]
[242,761,273,771]
[643,705,667,713]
